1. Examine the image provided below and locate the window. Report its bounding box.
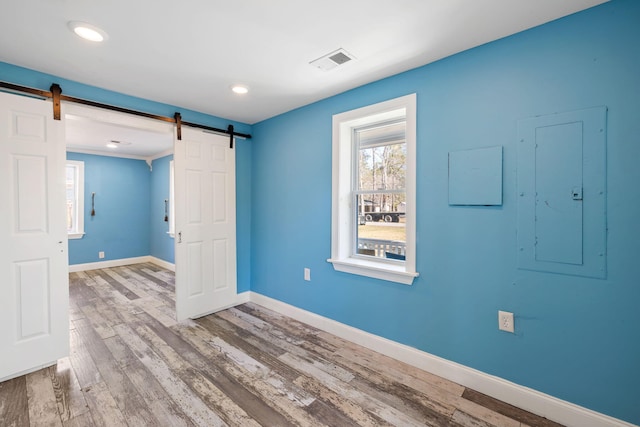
[329,94,418,285]
[66,160,85,239]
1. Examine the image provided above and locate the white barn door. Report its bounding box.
[0,91,69,381]
[174,127,237,321]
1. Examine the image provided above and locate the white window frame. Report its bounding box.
[328,94,418,285]
[66,160,85,239]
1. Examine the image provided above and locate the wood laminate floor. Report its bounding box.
[0,263,564,427]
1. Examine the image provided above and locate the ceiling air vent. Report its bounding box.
[310,48,355,71]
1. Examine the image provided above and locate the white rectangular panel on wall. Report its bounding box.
[534,122,583,265]
[517,106,607,278]
[449,146,503,206]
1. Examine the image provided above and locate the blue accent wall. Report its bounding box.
[150,155,174,263]
[66,153,151,265]
[250,1,640,424]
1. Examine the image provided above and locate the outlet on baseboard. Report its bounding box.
[99,251,105,259]
[498,310,514,333]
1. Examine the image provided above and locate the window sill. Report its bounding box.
[327,257,418,285]
[68,232,85,240]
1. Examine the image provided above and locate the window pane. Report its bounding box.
[357,122,406,192]
[354,120,407,261]
[356,194,407,260]
[355,193,406,260]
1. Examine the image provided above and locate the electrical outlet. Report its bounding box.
[99,251,105,259]
[304,268,311,281]
[498,310,514,333]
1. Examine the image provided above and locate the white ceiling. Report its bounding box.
[65,114,174,159]
[1,0,607,156]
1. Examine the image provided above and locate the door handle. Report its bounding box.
[178,232,182,243]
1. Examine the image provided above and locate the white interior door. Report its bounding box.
[0,91,69,381]
[174,127,238,321]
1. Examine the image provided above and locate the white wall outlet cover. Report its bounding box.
[304,268,311,281]
[498,310,515,333]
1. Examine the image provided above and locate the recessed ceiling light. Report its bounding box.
[107,140,131,149]
[68,21,108,42]
[231,85,249,95]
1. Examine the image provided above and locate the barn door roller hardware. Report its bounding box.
[51,84,62,120]
[174,112,182,141]
[0,81,251,147]
[228,125,234,149]
[173,114,235,149]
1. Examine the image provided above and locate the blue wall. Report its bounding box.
[250,1,640,424]
[67,153,176,266]
[66,153,151,264]
[150,155,174,263]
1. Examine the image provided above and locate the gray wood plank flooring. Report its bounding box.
[0,263,564,426]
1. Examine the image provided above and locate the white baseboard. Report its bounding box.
[148,256,175,272]
[236,291,251,305]
[248,292,635,427]
[68,255,175,272]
